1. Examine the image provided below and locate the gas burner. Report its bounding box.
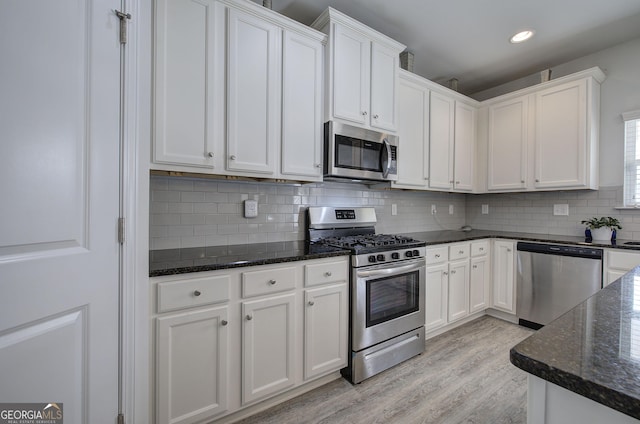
[319,233,423,252]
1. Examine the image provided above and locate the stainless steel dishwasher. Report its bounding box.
[516,242,603,329]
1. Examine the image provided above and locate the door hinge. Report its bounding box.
[118,217,125,244]
[115,10,131,44]
[117,413,125,424]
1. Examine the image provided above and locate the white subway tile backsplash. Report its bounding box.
[150,175,637,250]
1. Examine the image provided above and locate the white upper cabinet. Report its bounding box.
[227,8,281,175]
[453,102,476,192]
[313,7,405,132]
[153,0,326,182]
[534,78,592,189]
[392,72,430,189]
[487,96,529,191]
[154,0,224,169]
[280,30,324,178]
[483,67,604,193]
[429,91,455,190]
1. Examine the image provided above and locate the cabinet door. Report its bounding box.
[429,92,455,190]
[304,284,348,380]
[487,96,528,191]
[393,78,429,188]
[448,259,469,322]
[370,41,398,131]
[535,79,587,188]
[453,102,476,192]
[242,293,296,404]
[492,241,516,313]
[426,263,448,331]
[470,256,490,313]
[156,306,229,424]
[154,0,223,168]
[227,9,281,174]
[332,23,370,125]
[281,30,323,180]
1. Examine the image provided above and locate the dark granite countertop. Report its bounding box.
[149,241,350,277]
[150,230,640,277]
[510,268,640,419]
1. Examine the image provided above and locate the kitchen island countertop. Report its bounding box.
[510,268,640,420]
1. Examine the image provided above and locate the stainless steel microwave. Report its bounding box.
[323,121,398,182]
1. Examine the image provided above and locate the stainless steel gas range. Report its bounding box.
[307,206,426,384]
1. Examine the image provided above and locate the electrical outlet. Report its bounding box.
[553,204,569,216]
[431,204,437,215]
[482,204,489,214]
[449,204,454,215]
[391,204,398,216]
[244,199,258,218]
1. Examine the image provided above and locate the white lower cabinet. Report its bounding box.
[156,306,229,424]
[151,256,349,424]
[492,240,516,313]
[242,293,296,404]
[469,240,491,313]
[448,259,469,322]
[605,249,640,286]
[304,283,348,380]
[425,262,448,331]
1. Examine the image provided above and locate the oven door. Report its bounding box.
[352,258,425,352]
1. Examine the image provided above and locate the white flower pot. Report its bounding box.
[591,227,613,241]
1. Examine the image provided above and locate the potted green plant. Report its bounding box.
[581,217,622,241]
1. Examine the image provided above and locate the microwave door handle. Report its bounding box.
[381,139,392,178]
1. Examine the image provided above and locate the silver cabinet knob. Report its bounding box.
[456,181,460,184]
[269,279,276,285]
[435,254,440,258]
[450,180,454,184]
[535,179,540,182]
[451,270,456,274]
[443,271,448,276]
[507,248,512,252]
[479,247,484,251]
[362,111,368,116]
[324,271,332,277]
[472,265,478,269]
[221,320,228,326]
[308,301,315,306]
[373,114,379,119]
[193,290,201,297]
[521,180,525,184]
[230,155,236,160]
[207,152,214,158]
[315,164,321,168]
[458,250,464,254]
[246,315,253,321]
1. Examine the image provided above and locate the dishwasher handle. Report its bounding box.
[516,241,603,260]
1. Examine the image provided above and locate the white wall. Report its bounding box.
[473,36,640,187]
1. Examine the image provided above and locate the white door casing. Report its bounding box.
[0,0,122,422]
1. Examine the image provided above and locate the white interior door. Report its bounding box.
[0,0,121,423]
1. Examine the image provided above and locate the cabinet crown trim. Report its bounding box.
[311,7,405,51]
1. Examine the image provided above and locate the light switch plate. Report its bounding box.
[391,204,397,216]
[244,199,258,218]
[449,204,454,215]
[482,204,489,214]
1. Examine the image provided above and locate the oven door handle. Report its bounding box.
[356,261,424,278]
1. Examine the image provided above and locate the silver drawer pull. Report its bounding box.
[193,290,201,297]
[324,271,332,277]
[443,271,448,276]
[435,254,440,258]
[473,265,478,269]
[479,247,484,251]
[269,279,277,285]
[308,301,315,306]
[451,270,456,274]
[458,250,464,254]
[246,315,253,321]
[221,320,228,326]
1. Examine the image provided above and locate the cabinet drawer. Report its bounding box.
[608,250,640,271]
[305,260,349,287]
[426,246,448,265]
[471,240,489,257]
[242,266,297,298]
[157,275,230,313]
[449,243,470,261]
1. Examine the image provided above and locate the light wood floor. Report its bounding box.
[237,316,534,424]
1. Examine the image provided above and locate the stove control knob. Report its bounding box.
[391,252,400,260]
[368,255,377,263]
[405,251,413,258]
[412,249,420,256]
[377,254,385,262]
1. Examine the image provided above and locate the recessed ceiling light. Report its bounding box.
[510,30,534,44]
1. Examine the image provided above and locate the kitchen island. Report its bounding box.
[510,268,640,423]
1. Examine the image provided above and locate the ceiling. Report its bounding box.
[256,0,640,96]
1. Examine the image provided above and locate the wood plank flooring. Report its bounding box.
[236,316,534,424]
